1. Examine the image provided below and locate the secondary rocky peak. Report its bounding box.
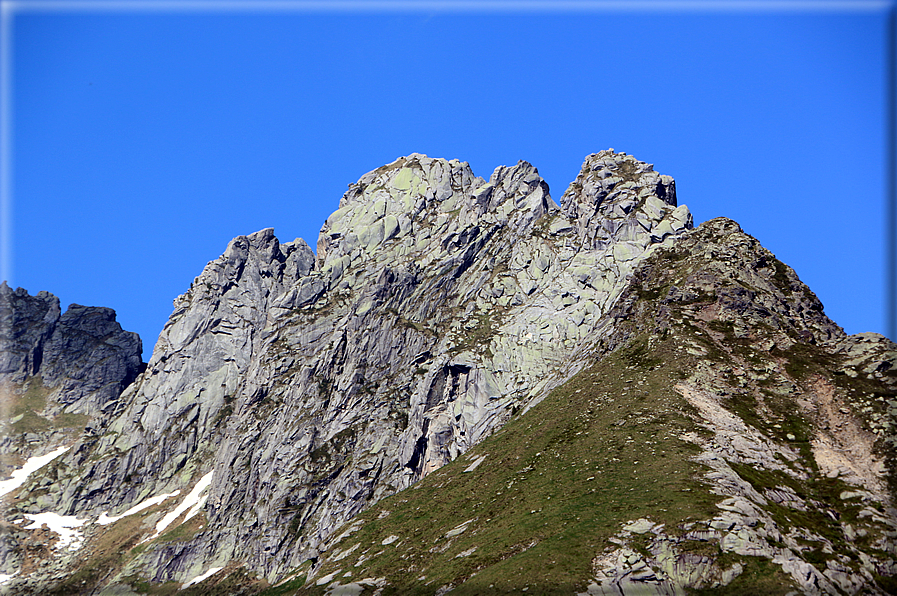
[0,283,142,414]
[0,282,61,380]
[475,159,554,226]
[561,149,676,213]
[161,228,314,354]
[188,228,314,303]
[562,149,691,252]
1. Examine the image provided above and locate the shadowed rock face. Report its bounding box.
[3,150,696,587]
[0,284,61,381]
[0,283,143,409]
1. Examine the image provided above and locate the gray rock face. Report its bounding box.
[0,284,61,381]
[6,151,695,589]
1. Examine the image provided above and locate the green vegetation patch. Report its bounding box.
[53,412,90,429]
[17,376,50,414]
[158,513,206,544]
[2,376,93,437]
[11,409,52,434]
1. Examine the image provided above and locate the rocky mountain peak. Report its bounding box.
[0,283,143,504]
[12,151,696,585]
[561,149,689,251]
[5,152,890,595]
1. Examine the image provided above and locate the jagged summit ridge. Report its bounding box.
[316,154,552,277]
[562,149,689,249]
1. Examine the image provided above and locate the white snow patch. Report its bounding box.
[181,566,223,589]
[152,472,213,538]
[0,572,17,585]
[0,445,71,498]
[24,512,88,550]
[183,494,208,523]
[97,490,181,525]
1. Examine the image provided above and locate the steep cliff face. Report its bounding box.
[2,150,893,596]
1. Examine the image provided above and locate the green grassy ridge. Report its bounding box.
[273,333,723,595]
[660,303,896,582]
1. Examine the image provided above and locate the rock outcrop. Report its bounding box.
[0,282,143,412]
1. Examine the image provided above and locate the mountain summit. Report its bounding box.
[1,152,894,595]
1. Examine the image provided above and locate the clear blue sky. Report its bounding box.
[3,1,894,360]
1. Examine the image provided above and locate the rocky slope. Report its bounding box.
[0,283,144,586]
[0,151,894,595]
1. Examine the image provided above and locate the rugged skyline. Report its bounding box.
[5,3,893,362]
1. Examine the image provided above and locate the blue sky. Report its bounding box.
[3,0,894,360]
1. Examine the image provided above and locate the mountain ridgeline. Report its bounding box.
[0,151,894,595]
